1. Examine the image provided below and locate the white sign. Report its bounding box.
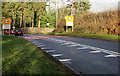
[2,24,11,29]
[66,21,73,26]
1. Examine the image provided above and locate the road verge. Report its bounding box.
[2,36,80,76]
[45,32,120,41]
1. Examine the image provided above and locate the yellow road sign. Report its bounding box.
[65,16,74,22]
[2,18,11,24]
[65,16,74,26]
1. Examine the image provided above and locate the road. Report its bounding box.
[20,34,119,75]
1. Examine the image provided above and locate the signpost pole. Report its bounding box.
[3,29,4,36]
[9,29,10,36]
[66,26,68,32]
[72,26,73,32]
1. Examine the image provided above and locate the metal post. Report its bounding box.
[66,26,68,32]
[3,29,4,36]
[9,29,10,36]
[72,26,73,32]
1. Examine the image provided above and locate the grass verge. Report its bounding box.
[46,32,120,41]
[2,36,78,76]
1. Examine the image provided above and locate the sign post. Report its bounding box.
[65,16,74,32]
[2,18,11,35]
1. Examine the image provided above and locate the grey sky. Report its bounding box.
[89,0,120,13]
[52,0,120,13]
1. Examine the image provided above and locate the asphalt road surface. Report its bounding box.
[20,34,120,75]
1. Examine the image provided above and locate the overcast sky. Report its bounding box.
[89,0,120,13]
[57,0,120,13]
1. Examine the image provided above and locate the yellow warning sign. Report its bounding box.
[65,16,74,26]
[2,18,11,24]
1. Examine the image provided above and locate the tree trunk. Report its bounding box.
[13,12,16,29]
[38,19,41,28]
[29,17,31,27]
[32,7,34,27]
[20,10,23,28]
[23,2,26,28]
[32,17,34,27]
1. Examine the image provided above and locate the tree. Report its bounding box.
[2,2,47,28]
[66,0,91,16]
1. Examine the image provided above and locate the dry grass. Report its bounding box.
[56,10,120,35]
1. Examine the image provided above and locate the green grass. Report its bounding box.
[2,36,77,75]
[46,32,120,41]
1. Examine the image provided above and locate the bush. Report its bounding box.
[56,10,120,35]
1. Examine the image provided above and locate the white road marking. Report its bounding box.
[46,50,56,53]
[63,43,71,44]
[77,47,89,49]
[47,38,120,57]
[60,43,70,45]
[89,51,102,53]
[41,47,49,49]
[52,54,63,57]
[104,55,118,57]
[59,59,71,62]
[69,45,78,47]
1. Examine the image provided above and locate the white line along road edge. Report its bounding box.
[47,38,120,57]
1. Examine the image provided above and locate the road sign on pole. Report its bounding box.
[65,16,74,32]
[65,16,74,26]
[2,18,11,29]
[2,18,11,36]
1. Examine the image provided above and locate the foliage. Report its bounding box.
[66,1,91,16]
[56,10,120,35]
[2,2,55,28]
[40,13,55,28]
